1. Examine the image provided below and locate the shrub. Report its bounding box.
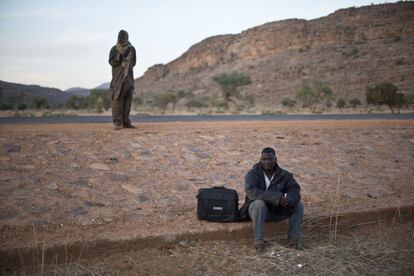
[349,98,362,108]
[281,97,296,107]
[32,96,48,109]
[243,94,255,110]
[0,92,26,110]
[88,89,111,110]
[296,81,335,112]
[366,82,405,113]
[404,94,414,106]
[96,97,104,113]
[336,99,346,108]
[296,84,314,108]
[395,58,404,66]
[186,96,209,111]
[65,95,82,110]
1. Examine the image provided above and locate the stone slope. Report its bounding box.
[135,2,414,109]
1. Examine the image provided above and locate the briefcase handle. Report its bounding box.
[212,186,225,189]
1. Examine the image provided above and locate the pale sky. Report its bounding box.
[0,0,400,90]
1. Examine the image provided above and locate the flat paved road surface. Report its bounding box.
[0,113,413,124]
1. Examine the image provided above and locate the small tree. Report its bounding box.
[281,97,296,108]
[32,96,48,109]
[2,92,26,110]
[297,84,316,108]
[96,97,104,113]
[349,98,362,108]
[66,95,78,110]
[153,92,175,114]
[88,89,111,110]
[212,72,252,109]
[366,82,405,113]
[336,98,346,108]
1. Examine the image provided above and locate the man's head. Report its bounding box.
[260,147,277,171]
[117,30,129,44]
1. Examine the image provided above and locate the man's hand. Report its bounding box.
[280,193,289,207]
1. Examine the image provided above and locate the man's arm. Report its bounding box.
[109,47,122,67]
[285,174,301,206]
[245,170,283,207]
[126,47,136,67]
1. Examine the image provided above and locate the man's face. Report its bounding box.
[260,152,277,171]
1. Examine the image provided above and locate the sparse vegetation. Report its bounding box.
[366,82,405,113]
[281,97,296,108]
[405,94,414,106]
[31,96,49,109]
[243,94,255,111]
[64,89,111,111]
[152,90,192,113]
[336,98,346,108]
[349,98,362,108]
[296,81,335,112]
[133,96,143,109]
[96,97,104,113]
[0,91,27,110]
[185,96,209,111]
[395,58,404,66]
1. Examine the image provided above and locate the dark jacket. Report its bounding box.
[239,163,301,220]
[108,45,136,100]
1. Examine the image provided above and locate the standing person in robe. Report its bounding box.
[108,30,137,130]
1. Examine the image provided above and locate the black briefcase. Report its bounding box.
[196,186,239,222]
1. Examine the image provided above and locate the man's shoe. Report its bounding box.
[287,240,304,251]
[253,240,269,252]
[113,123,123,130]
[123,123,137,129]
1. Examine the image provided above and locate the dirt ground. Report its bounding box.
[0,120,413,274]
[40,220,414,276]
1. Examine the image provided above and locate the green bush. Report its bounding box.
[349,98,362,108]
[281,97,296,107]
[87,89,111,110]
[96,97,104,113]
[0,91,26,110]
[336,98,346,108]
[296,81,335,112]
[366,82,405,113]
[185,97,209,111]
[32,96,48,109]
[405,94,414,106]
[64,89,111,111]
[296,84,314,108]
[65,95,82,110]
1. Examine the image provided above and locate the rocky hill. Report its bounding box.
[134,2,414,109]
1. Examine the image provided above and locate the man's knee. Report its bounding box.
[249,199,267,213]
[294,201,304,216]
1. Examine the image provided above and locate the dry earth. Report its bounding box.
[0,120,413,274]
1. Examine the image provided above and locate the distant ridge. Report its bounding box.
[0,80,71,107]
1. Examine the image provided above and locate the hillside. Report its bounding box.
[134,2,414,109]
[0,80,71,108]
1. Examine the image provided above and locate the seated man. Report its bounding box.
[239,147,304,251]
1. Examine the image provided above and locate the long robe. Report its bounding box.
[108,45,136,100]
